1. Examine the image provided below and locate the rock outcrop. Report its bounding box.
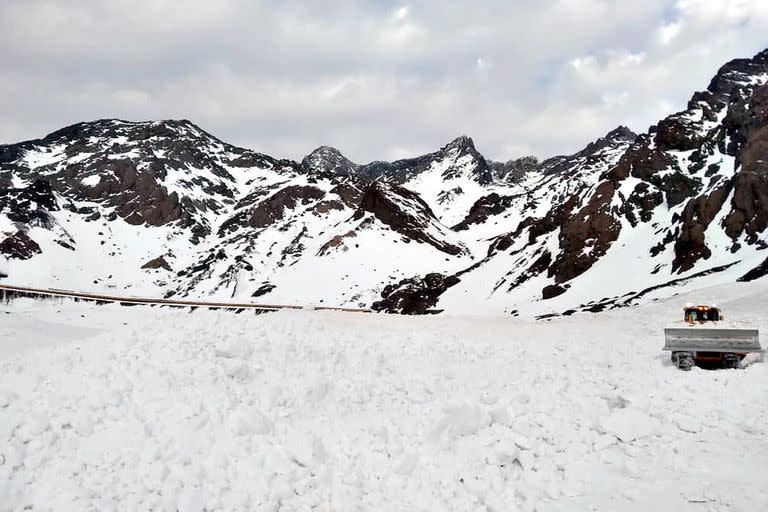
[0,231,42,260]
[372,273,460,314]
[356,181,467,256]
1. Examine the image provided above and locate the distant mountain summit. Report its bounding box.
[301,146,358,176]
[2,48,768,316]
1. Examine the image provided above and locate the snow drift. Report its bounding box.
[1,280,767,510]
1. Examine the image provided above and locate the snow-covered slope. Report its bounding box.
[0,120,472,304]
[3,49,768,314]
[386,50,768,316]
[0,121,533,305]
[2,280,767,510]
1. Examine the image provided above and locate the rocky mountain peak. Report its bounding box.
[441,135,478,156]
[433,135,493,184]
[39,118,213,145]
[706,48,768,97]
[605,125,637,142]
[301,145,358,176]
[490,155,541,183]
[582,125,638,154]
[539,125,638,177]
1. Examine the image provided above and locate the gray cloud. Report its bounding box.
[1,0,767,163]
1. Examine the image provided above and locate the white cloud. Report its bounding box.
[657,21,682,46]
[0,0,766,163]
[602,91,630,107]
[476,57,492,74]
[676,0,752,23]
[569,56,595,70]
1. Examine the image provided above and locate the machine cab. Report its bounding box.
[684,304,722,324]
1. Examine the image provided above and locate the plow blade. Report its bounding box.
[663,328,762,353]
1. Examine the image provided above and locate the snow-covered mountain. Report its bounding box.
[2,49,768,316]
[379,49,768,316]
[0,119,481,306]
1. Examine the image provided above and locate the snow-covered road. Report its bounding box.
[1,282,767,511]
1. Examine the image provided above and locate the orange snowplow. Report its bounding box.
[663,304,762,370]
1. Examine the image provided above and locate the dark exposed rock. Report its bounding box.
[542,284,566,300]
[723,82,768,174]
[227,151,280,169]
[98,160,184,226]
[492,194,581,254]
[437,186,464,206]
[622,182,664,226]
[453,193,518,231]
[0,143,26,165]
[313,199,345,214]
[707,49,768,97]
[433,136,492,183]
[248,185,325,229]
[234,185,281,210]
[141,256,171,271]
[502,250,552,291]
[279,226,309,267]
[737,256,768,282]
[251,282,276,297]
[489,156,541,183]
[672,182,733,272]
[608,136,676,183]
[723,171,768,244]
[488,231,516,254]
[372,273,460,314]
[740,122,768,175]
[0,231,42,259]
[217,210,248,236]
[0,179,58,228]
[232,254,254,272]
[654,117,703,151]
[548,181,621,283]
[329,182,364,208]
[357,181,466,255]
[317,230,357,256]
[660,173,701,208]
[486,166,629,292]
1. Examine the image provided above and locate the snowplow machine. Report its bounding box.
[663,304,762,370]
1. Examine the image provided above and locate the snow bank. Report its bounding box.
[598,408,660,442]
[80,175,102,187]
[1,281,768,510]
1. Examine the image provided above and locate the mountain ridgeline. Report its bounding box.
[2,49,768,316]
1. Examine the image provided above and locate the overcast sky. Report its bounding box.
[1,1,767,163]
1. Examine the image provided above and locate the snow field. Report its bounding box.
[1,282,768,511]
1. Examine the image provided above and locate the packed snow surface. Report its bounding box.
[1,281,767,511]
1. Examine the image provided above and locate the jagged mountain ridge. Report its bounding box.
[0,118,493,305]
[303,136,492,183]
[2,48,768,316]
[386,49,768,315]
